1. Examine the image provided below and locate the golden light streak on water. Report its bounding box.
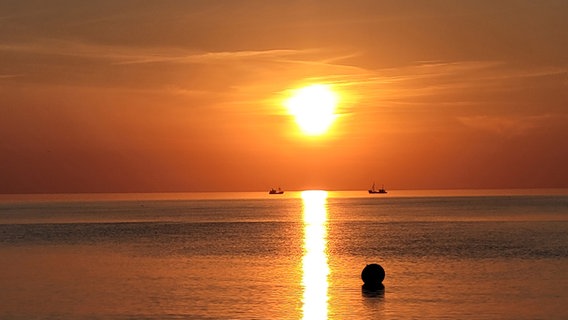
[301,190,329,320]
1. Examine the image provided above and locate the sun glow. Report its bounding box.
[285,84,339,136]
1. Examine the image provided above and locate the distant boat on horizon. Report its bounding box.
[368,183,387,194]
[269,187,284,194]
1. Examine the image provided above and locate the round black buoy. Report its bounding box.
[361,263,385,288]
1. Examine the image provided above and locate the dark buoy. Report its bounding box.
[361,263,385,293]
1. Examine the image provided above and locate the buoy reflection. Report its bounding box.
[301,190,329,320]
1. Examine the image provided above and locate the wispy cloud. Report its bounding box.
[2,38,565,117]
[457,114,564,136]
[0,40,313,65]
[114,49,310,65]
[5,38,563,82]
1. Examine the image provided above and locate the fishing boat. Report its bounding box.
[368,183,387,194]
[269,187,284,194]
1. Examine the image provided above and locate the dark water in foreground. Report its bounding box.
[0,190,567,319]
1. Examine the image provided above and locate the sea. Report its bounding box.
[0,189,566,320]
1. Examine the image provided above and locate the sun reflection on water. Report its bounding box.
[301,190,329,320]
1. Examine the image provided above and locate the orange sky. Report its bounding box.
[1,1,567,193]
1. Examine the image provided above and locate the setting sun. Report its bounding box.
[285,84,339,136]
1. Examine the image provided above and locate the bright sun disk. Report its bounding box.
[285,84,339,136]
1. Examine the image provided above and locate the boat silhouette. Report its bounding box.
[269,187,284,194]
[368,183,387,194]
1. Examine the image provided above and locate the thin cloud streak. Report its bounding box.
[0,40,313,65]
[2,38,563,96]
[457,114,568,137]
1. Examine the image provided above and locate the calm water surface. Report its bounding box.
[0,190,567,319]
